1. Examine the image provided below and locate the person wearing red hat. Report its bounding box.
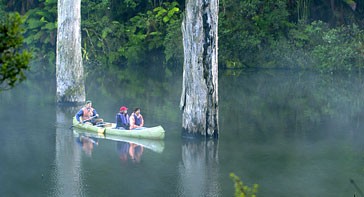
[116,106,130,129]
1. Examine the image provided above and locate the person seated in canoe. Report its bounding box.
[129,107,145,130]
[75,100,103,125]
[116,106,130,129]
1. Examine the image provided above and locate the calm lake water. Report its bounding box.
[1,69,364,197]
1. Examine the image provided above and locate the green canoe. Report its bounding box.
[73,128,165,153]
[72,117,165,140]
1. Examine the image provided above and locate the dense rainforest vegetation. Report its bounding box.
[0,10,31,91]
[1,0,364,81]
[2,2,364,195]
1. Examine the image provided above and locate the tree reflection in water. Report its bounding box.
[53,105,85,196]
[178,139,220,196]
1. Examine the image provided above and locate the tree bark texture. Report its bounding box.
[180,0,219,138]
[56,0,85,103]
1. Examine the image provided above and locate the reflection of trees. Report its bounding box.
[52,105,84,196]
[178,139,220,196]
[220,70,364,142]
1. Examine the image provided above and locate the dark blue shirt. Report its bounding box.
[116,112,130,129]
[133,114,142,126]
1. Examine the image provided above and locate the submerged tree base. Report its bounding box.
[181,128,219,139]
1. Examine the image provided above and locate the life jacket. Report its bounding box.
[82,107,94,120]
[116,112,129,129]
[133,114,142,126]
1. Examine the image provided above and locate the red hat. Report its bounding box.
[120,106,128,111]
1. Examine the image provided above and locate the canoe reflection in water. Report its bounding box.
[117,141,144,163]
[73,128,164,161]
[76,135,99,156]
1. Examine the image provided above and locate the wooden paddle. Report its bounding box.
[81,115,97,124]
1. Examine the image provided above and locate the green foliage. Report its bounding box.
[219,0,292,68]
[218,0,364,72]
[230,173,258,197]
[288,21,329,49]
[23,0,57,78]
[282,21,364,72]
[162,6,183,65]
[9,0,183,78]
[8,0,363,75]
[81,0,127,67]
[154,2,180,24]
[80,0,182,69]
[0,2,4,13]
[0,12,31,91]
[310,24,364,73]
[121,1,181,65]
[296,0,311,23]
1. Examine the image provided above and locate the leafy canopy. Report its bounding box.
[0,12,31,91]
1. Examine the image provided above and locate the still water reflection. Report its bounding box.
[178,139,219,196]
[1,70,364,196]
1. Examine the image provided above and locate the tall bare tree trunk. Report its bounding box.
[56,0,85,103]
[180,0,219,138]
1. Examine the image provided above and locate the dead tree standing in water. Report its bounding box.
[180,0,219,138]
[56,0,85,103]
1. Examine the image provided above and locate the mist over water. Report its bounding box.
[219,70,364,196]
[1,68,364,196]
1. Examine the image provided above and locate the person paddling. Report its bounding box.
[116,106,130,129]
[129,107,145,130]
[75,100,103,125]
